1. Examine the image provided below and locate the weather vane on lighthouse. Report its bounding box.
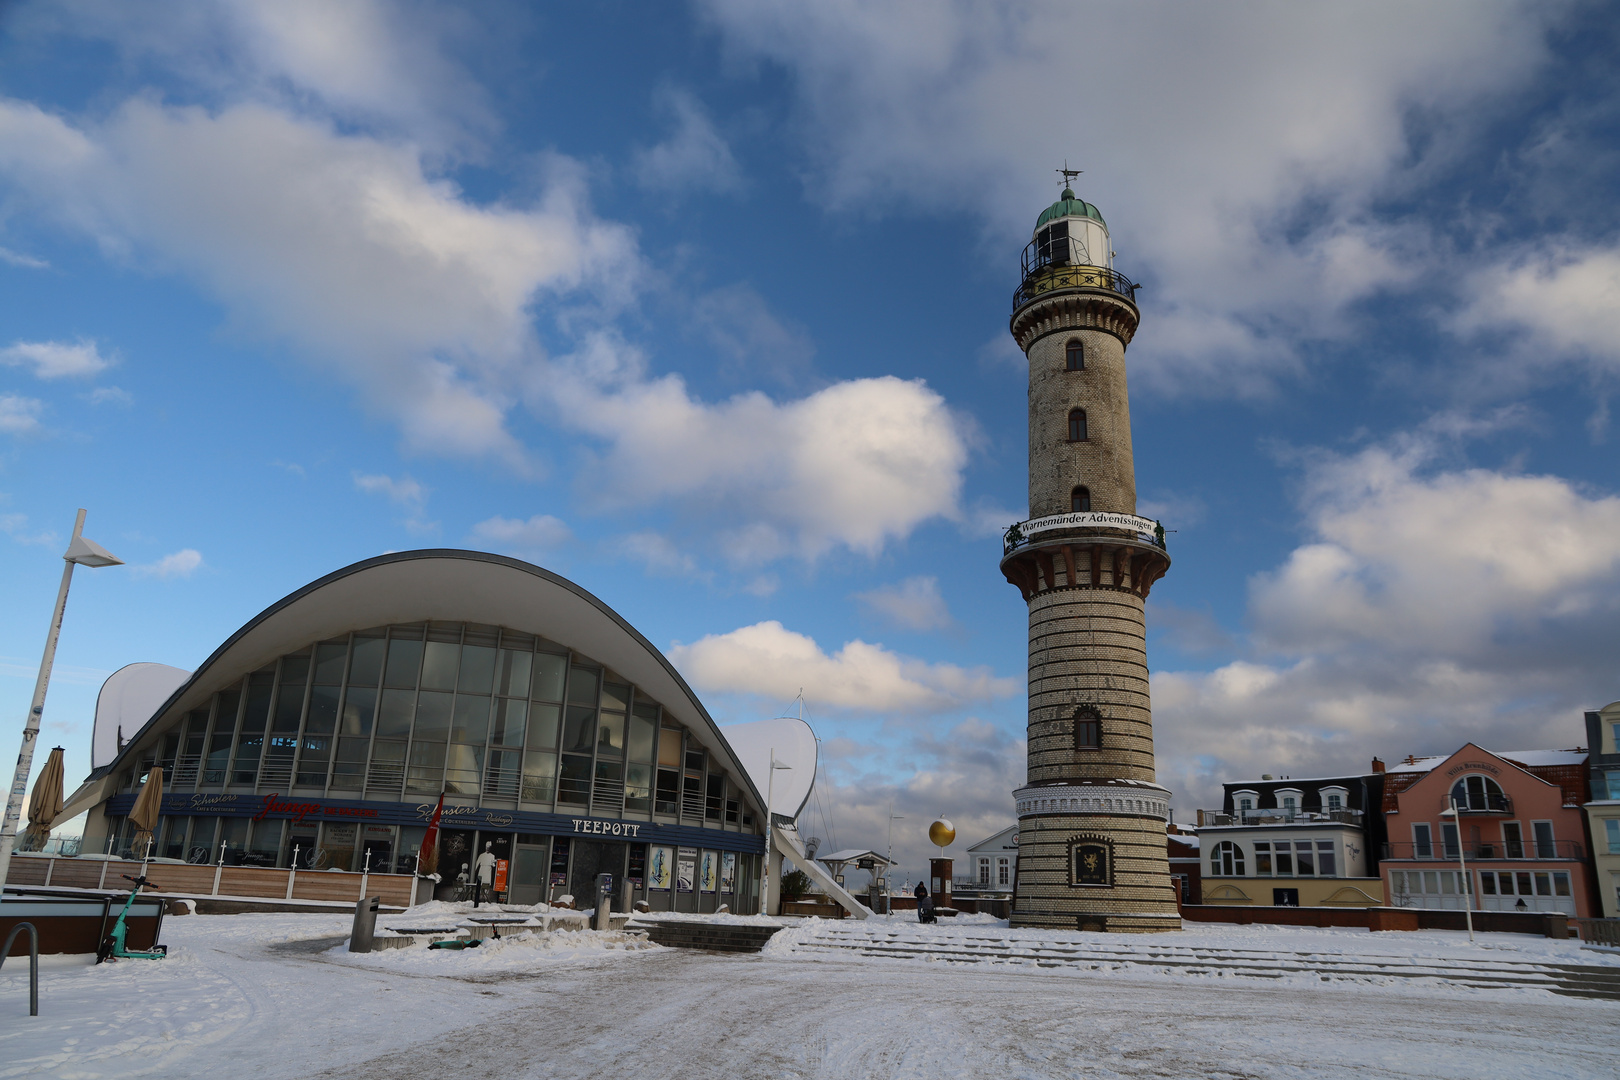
[1057,162,1082,190]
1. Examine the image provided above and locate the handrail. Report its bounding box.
[1381,840,1584,861]
[1014,259,1138,311]
[0,921,40,1016]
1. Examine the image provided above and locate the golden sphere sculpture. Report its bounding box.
[928,819,956,848]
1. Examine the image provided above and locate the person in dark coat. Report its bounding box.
[914,880,935,924]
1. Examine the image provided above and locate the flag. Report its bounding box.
[417,793,444,877]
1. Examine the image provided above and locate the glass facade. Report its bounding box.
[114,621,754,875]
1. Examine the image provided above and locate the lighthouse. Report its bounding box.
[1000,174,1179,933]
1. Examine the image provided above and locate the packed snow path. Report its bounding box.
[1,913,1616,1079]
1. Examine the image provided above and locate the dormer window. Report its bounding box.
[1065,339,1084,370]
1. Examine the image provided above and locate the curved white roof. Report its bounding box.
[93,550,765,813]
[92,663,191,768]
[720,716,817,821]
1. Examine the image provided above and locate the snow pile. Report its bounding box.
[330,928,658,973]
[629,910,783,927]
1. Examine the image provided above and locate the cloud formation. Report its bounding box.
[854,576,956,632]
[701,0,1559,395]
[468,514,572,554]
[1,339,112,378]
[670,620,1018,714]
[353,472,435,534]
[134,548,204,579]
[632,87,744,195]
[1153,431,1620,808]
[0,394,43,436]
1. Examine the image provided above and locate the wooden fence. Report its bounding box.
[5,853,415,909]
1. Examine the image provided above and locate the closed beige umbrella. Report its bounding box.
[128,765,164,860]
[23,746,65,851]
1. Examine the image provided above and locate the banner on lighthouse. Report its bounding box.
[1022,511,1158,537]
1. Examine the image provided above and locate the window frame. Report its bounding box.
[1067,408,1087,442]
[1064,339,1085,371]
[1071,486,1091,513]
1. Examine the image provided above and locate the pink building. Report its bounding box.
[1380,743,1592,917]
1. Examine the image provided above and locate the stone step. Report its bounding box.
[793,929,1620,1001]
[626,920,783,953]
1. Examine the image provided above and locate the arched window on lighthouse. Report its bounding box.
[1074,705,1101,750]
[1071,486,1091,512]
[1065,339,1085,370]
[1068,409,1087,442]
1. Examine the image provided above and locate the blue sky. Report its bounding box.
[3,1,1618,880]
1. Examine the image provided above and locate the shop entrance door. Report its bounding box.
[510,844,548,906]
[569,840,625,910]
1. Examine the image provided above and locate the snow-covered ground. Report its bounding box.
[1,912,1614,1079]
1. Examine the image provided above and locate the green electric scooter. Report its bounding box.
[95,874,169,962]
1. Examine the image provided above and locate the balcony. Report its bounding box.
[1381,840,1584,861]
[1443,793,1512,814]
[1197,808,1363,827]
[1014,251,1138,312]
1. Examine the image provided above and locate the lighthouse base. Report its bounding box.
[1010,808,1181,934]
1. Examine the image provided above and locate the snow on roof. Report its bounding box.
[1498,749,1588,767]
[816,848,890,865]
[1387,748,1588,774]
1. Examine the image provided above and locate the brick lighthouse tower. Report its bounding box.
[999,173,1179,933]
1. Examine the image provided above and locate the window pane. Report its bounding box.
[331,737,370,786]
[532,653,566,702]
[491,698,527,746]
[444,744,483,796]
[496,649,532,697]
[452,695,491,744]
[558,754,591,805]
[602,680,631,712]
[626,762,652,805]
[1533,821,1555,858]
[1479,872,1497,895]
[305,685,340,735]
[415,691,453,741]
[1254,843,1272,876]
[1317,840,1336,877]
[420,641,459,691]
[1517,871,1533,895]
[563,706,596,753]
[658,728,682,767]
[376,689,415,737]
[1275,847,1293,875]
[1553,872,1571,897]
[313,640,347,685]
[528,703,560,750]
[458,645,496,695]
[384,638,423,688]
[1295,841,1314,876]
[340,686,376,736]
[406,740,445,793]
[598,711,625,755]
[348,636,385,687]
[521,751,556,803]
[628,714,656,762]
[568,667,600,705]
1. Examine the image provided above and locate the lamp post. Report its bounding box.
[759,749,791,915]
[0,510,123,894]
[1440,797,1475,943]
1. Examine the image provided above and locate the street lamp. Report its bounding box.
[759,749,791,915]
[1439,797,1475,943]
[0,510,123,892]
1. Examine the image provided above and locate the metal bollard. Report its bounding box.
[0,921,39,1016]
[348,896,381,953]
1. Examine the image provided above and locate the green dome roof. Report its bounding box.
[1036,188,1105,229]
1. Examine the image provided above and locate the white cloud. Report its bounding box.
[1455,245,1620,372]
[613,531,704,579]
[0,96,635,465]
[551,353,969,558]
[670,620,1019,714]
[0,245,47,268]
[0,394,43,435]
[469,514,572,554]
[134,548,204,579]
[1,338,112,378]
[87,385,133,406]
[700,0,1558,394]
[0,512,57,546]
[353,472,436,534]
[1152,433,1620,809]
[689,283,815,387]
[854,576,956,633]
[632,87,744,195]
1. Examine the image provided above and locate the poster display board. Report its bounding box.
[721,852,736,893]
[700,851,716,893]
[649,845,672,890]
[676,846,696,893]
